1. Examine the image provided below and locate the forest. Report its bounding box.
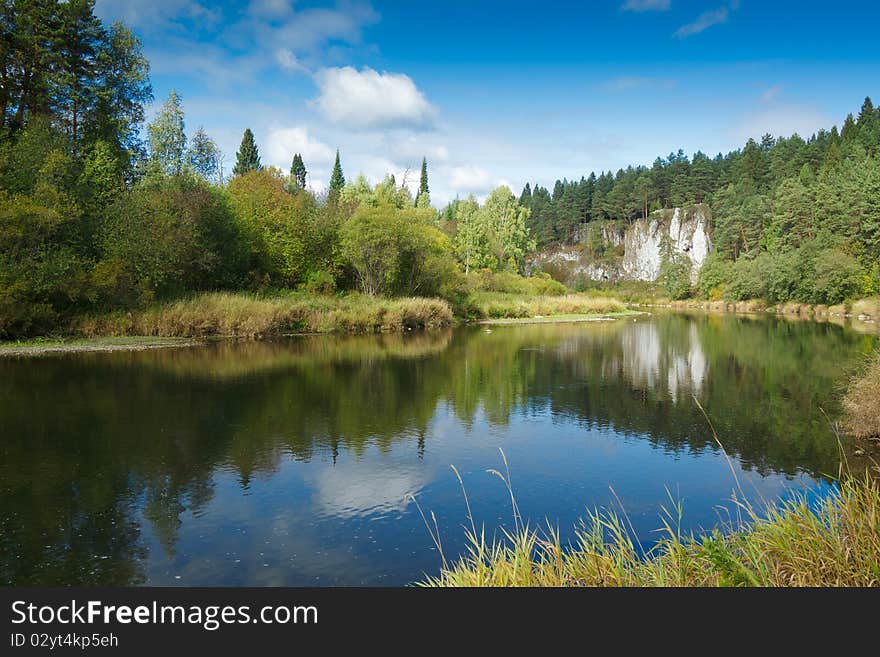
[1,0,878,339]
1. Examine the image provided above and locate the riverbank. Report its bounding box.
[844,350,880,440]
[423,474,880,587]
[0,336,205,357]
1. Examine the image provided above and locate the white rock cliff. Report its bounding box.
[534,205,712,284]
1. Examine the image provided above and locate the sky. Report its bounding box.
[94,0,880,205]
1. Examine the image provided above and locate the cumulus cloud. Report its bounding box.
[448,165,492,193]
[674,2,739,38]
[312,67,436,129]
[622,0,671,11]
[264,127,335,170]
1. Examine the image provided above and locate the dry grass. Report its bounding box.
[422,473,880,587]
[73,292,453,338]
[843,351,880,439]
[853,297,880,319]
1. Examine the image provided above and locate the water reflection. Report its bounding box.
[1,313,876,585]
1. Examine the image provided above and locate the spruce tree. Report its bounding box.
[233,128,261,177]
[328,149,345,197]
[290,153,307,190]
[415,157,430,207]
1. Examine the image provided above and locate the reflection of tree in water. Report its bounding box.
[0,317,875,583]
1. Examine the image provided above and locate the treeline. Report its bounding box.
[0,0,537,338]
[522,98,880,305]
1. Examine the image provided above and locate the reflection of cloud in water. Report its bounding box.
[306,458,430,519]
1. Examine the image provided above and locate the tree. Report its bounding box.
[328,149,345,198]
[3,0,57,134]
[290,153,306,190]
[477,187,535,272]
[232,128,261,177]
[147,90,186,175]
[53,0,105,156]
[340,203,455,296]
[451,196,485,274]
[187,126,220,182]
[89,22,152,175]
[415,157,430,208]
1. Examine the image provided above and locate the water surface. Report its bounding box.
[1,312,876,585]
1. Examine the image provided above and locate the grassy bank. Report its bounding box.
[73,292,454,338]
[468,292,628,320]
[423,474,880,587]
[844,351,880,440]
[0,336,201,357]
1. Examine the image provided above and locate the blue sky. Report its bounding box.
[95,0,880,204]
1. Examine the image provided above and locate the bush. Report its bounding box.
[811,249,863,305]
[726,254,769,301]
[340,203,459,297]
[303,270,337,296]
[100,173,246,300]
[697,252,732,300]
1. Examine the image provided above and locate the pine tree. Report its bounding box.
[415,157,430,208]
[328,149,345,198]
[53,0,105,156]
[233,128,261,177]
[290,153,306,190]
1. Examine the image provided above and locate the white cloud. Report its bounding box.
[313,66,436,129]
[275,48,307,73]
[622,0,671,12]
[264,126,335,172]
[760,84,783,103]
[674,5,732,38]
[448,165,492,193]
[247,0,293,19]
[389,137,450,164]
[94,0,220,29]
[737,106,829,141]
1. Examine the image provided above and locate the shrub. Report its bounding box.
[811,249,863,305]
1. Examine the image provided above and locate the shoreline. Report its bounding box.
[0,337,207,358]
[476,311,640,326]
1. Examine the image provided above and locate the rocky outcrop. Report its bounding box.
[533,205,712,285]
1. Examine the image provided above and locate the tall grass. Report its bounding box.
[470,292,627,320]
[421,472,880,587]
[843,351,880,439]
[74,292,453,338]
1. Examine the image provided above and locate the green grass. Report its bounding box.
[478,312,636,325]
[73,292,454,338]
[421,471,880,587]
[468,292,628,320]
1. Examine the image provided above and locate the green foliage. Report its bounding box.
[415,156,430,208]
[147,90,186,175]
[232,128,261,177]
[187,126,220,183]
[660,252,693,300]
[289,153,306,190]
[227,168,319,288]
[340,203,457,297]
[100,173,245,300]
[328,150,345,198]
